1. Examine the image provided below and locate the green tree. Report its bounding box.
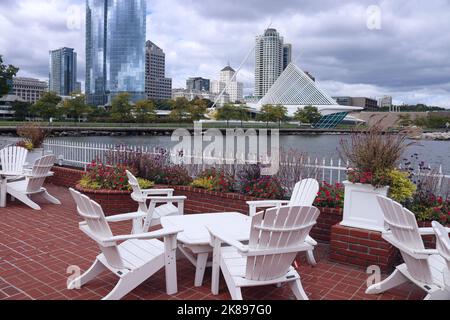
[110,93,133,122]
[31,92,62,121]
[133,99,157,123]
[257,104,287,127]
[61,94,92,122]
[11,100,31,121]
[88,106,109,122]
[235,105,250,127]
[294,105,322,124]
[0,55,19,98]
[169,97,190,122]
[187,98,208,121]
[216,104,238,127]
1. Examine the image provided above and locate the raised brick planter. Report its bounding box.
[75,185,137,216]
[311,207,343,243]
[329,224,400,272]
[48,166,84,188]
[47,166,343,242]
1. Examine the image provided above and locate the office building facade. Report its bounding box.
[333,96,378,110]
[211,65,244,103]
[49,47,77,96]
[12,77,48,104]
[145,41,172,101]
[186,77,210,92]
[86,0,146,106]
[255,28,291,98]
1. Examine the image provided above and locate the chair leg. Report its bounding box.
[289,279,309,300]
[164,240,178,295]
[365,268,409,295]
[68,259,106,289]
[8,191,41,210]
[102,279,132,301]
[229,286,243,300]
[306,250,317,266]
[194,253,209,287]
[41,189,61,205]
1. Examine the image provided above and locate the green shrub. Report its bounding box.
[388,170,417,203]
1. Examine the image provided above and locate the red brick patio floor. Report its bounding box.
[0,185,425,300]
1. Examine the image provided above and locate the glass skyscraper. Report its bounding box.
[49,47,77,96]
[86,0,146,106]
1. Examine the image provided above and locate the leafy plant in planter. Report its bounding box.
[238,165,285,200]
[191,168,234,192]
[80,160,154,191]
[16,123,51,150]
[338,122,415,231]
[314,182,344,209]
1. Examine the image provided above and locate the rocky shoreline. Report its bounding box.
[410,132,450,141]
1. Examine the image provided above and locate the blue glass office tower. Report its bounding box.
[86,0,146,106]
[49,47,77,96]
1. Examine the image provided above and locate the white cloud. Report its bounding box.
[0,0,449,108]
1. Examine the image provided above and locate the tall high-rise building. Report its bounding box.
[12,77,48,104]
[145,41,172,101]
[186,77,210,92]
[49,47,77,96]
[283,44,292,70]
[254,28,291,98]
[211,65,244,103]
[86,0,146,106]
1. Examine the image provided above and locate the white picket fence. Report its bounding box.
[42,139,450,191]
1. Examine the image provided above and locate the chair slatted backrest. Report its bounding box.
[432,222,450,271]
[377,196,433,284]
[26,155,56,193]
[245,206,320,281]
[289,179,319,207]
[0,146,28,172]
[70,188,125,270]
[126,170,147,212]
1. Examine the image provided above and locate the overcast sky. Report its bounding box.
[1,0,450,107]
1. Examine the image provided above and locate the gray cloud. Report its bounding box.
[0,0,449,107]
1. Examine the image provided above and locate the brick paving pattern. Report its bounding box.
[0,185,425,300]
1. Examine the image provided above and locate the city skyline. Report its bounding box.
[1,0,450,107]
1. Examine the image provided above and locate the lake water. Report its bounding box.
[2,134,449,173]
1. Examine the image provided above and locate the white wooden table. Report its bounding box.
[0,171,26,208]
[161,212,251,287]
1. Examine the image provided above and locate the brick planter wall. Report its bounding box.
[171,186,259,215]
[47,166,343,242]
[311,207,343,243]
[74,185,138,216]
[330,224,400,272]
[47,166,84,188]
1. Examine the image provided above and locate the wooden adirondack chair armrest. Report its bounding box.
[247,200,290,216]
[142,188,174,196]
[383,233,438,259]
[247,200,289,208]
[419,227,450,236]
[242,243,314,257]
[105,212,146,223]
[207,226,249,253]
[148,196,187,204]
[110,227,183,242]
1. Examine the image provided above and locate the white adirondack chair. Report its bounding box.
[208,205,320,300]
[6,155,60,210]
[366,196,450,300]
[432,221,450,293]
[126,170,186,233]
[0,146,28,173]
[247,179,320,265]
[68,188,182,300]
